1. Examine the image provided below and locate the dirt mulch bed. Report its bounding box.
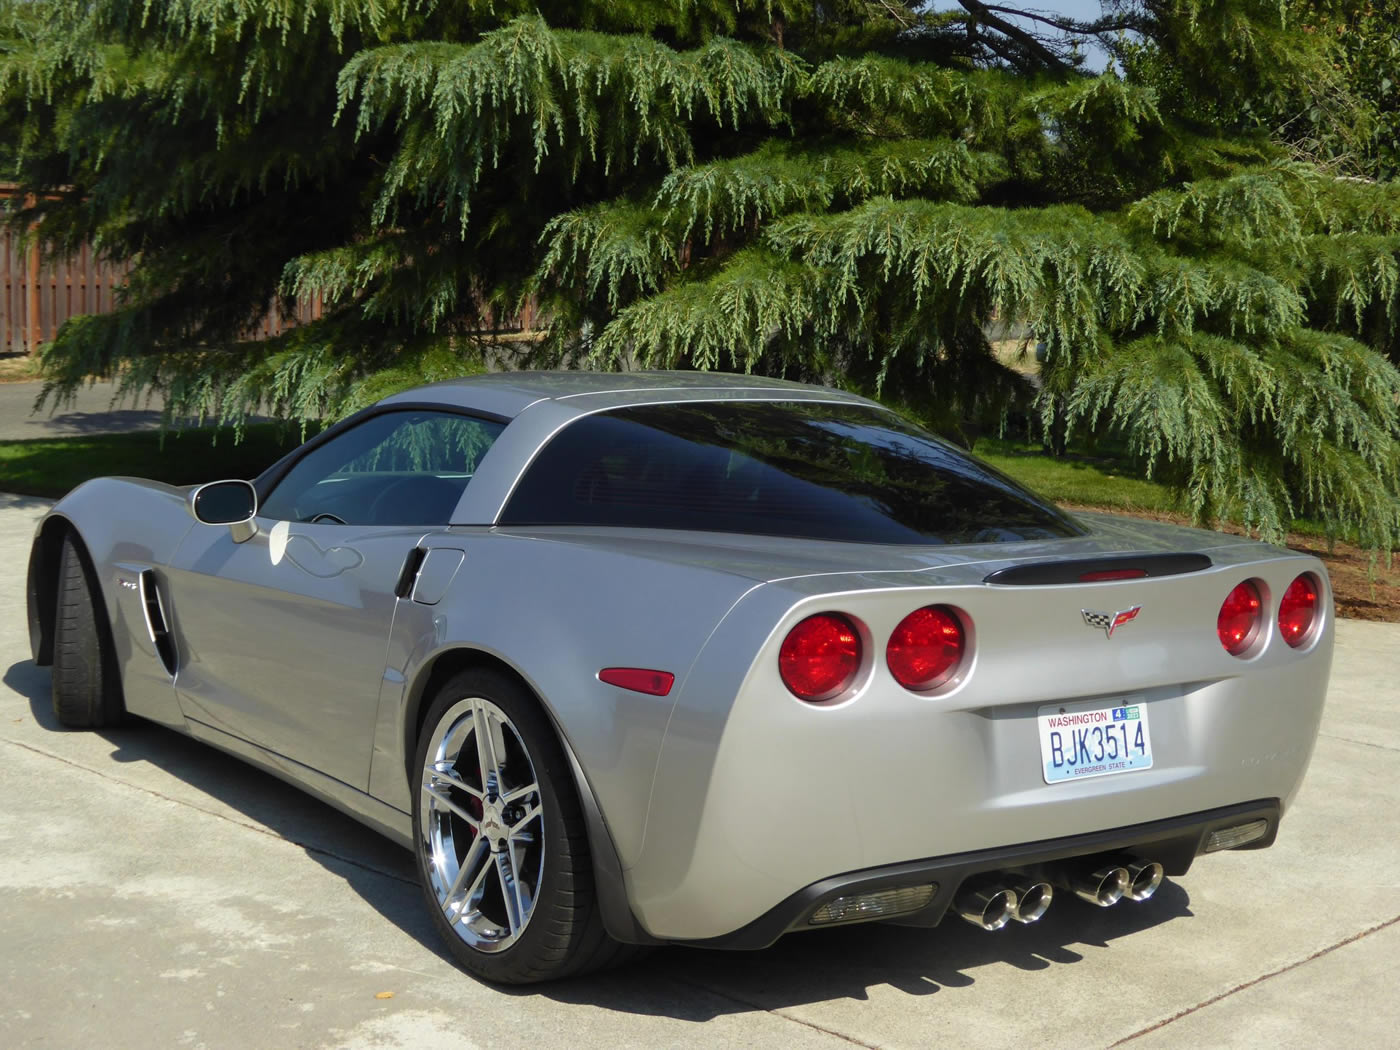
[1072,506,1400,624]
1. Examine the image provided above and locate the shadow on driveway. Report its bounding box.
[4,658,446,967]
[5,657,1192,1019]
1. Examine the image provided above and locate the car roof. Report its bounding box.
[376,370,879,420]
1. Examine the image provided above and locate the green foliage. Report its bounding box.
[2,0,1399,550]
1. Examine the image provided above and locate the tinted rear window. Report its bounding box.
[500,401,1084,545]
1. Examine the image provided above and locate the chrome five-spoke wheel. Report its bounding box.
[411,668,631,983]
[420,696,544,952]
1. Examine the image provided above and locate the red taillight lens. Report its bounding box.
[1278,574,1320,648]
[886,606,965,690]
[1217,580,1263,656]
[779,613,862,701]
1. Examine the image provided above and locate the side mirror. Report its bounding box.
[188,480,259,543]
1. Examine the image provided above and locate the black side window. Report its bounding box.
[500,401,1083,544]
[260,411,505,525]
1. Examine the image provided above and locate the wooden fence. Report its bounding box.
[1,227,129,353]
[1,189,539,352]
[0,223,325,353]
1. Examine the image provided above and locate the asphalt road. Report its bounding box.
[2,491,1397,1049]
[0,379,165,440]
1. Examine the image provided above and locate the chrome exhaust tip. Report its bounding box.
[954,884,1019,931]
[1123,860,1164,902]
[1009,881,1054,924]
[1069,864,1129,907]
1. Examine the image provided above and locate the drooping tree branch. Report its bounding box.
[956,0,1078,72]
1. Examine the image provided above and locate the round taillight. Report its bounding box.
[1278,574,1320,648]
[1217,580,1263,656]
[779,613,862,701]
[887,606,965,690]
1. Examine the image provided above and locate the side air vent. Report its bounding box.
[983,553,1213,586]
[139,570,178,677]
[394,547,428,599]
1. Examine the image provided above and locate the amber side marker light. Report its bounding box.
[1277,574,1320,648]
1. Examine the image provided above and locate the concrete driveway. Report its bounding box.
[2,491,1397,1049]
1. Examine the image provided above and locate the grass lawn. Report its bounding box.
[0,352,42,383]
[0,424,1179,506]
[0,425,1340,535]
[0,424,306,498]
[0,423,1393,619]
[975,437,1184,517]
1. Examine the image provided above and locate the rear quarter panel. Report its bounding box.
[373,528,768,869]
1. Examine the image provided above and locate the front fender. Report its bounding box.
[29,478,196,727]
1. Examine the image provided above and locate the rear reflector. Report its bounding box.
[1278,574,1320,648]
[1217,580,1263,656]
[886,606,965,690]
[808,884,936,925]
[598,668,675,696]
[779,613,862,702]
[1204,819,1270,852]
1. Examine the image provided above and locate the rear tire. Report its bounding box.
[411,668,631,983]
[51,535,123,728]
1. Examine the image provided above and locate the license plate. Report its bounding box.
[1037,697,1152,784]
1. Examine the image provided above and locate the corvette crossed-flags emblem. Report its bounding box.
[1081,605,1142,638]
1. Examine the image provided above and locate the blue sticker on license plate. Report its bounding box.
[1037,697,1153,784]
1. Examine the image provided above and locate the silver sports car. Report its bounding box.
[26,371,1333,984]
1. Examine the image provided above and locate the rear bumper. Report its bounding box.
[670,798,1279,950]
[627,568,1332,942]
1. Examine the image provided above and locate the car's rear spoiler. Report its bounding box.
[983,552,1213,586]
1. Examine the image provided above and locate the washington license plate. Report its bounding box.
[1037,697,1152,784]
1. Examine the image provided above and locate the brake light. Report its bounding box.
[779,613,862,701]
[1079,568,1149,582]
[886,606,965,690]
[1217,581,1263,656]
[1278,574,1320,648]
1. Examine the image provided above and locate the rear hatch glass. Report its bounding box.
[500,400,1084,545]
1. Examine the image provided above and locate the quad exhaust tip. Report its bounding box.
[1009,881,1054,924]
[955,859,1161,930]
[1070,864,1130,907]
[1057,858,1165,907]
[1123,860,1164,902]
[954,885,1019,931]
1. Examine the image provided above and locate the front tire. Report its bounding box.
[411,669,625,983]
[51,535,124,728]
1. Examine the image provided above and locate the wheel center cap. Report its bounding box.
[480,802,505,841]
